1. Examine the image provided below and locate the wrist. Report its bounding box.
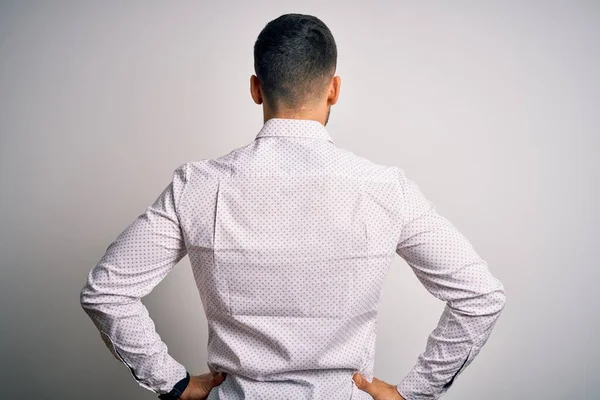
[158,371,190,400]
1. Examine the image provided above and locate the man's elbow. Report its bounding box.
[79,266,109,312]
[486,282,507,317]
[452,281,506,318]
[79,272,102,313]
[79,282,94,312]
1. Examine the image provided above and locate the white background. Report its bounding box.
[0,1,597,399]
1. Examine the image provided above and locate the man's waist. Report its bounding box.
[206,369,374,400]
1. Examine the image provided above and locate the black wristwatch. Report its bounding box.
[158,371,191,399]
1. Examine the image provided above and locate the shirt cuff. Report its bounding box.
[158,371,190,399]
[396,368,441,400]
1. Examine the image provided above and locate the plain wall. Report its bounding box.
[0,1,598,399]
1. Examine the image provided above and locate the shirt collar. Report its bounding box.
[255,118,334,144]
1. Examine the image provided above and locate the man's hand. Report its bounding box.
[179,371,227,400]
[353,373,406,400]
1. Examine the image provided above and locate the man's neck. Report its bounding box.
[263,108,327,126]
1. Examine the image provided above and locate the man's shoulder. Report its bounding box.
[332,145,401,183]
[182,142,253,180]
[178,141,404,184]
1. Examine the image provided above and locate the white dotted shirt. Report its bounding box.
[80,118,506,399]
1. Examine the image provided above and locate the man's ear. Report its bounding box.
[250,75,263,105]
[328,76,341,106]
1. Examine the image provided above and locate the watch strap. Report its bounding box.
[158,371,190,400]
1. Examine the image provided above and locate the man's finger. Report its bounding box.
[353,373,378,397]
[197,372,226,393]
[213,372,226,384]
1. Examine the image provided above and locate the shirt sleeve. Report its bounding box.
[393,168,506,400]
[80,163,190,395]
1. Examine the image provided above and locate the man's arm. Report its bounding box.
[394,168,506,400]
[80,163,190,396]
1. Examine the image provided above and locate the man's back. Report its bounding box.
[80,117,505,399]
[184,118,401,399]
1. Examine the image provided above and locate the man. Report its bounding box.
[80,13,506,400]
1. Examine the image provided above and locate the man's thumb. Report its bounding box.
[213,372,226,383]
[353,373,370,392]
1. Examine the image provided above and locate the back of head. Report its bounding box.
[253,14,338,113]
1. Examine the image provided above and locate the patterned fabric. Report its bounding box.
[80,118,506,399]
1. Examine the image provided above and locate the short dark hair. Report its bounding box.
[253,13,337,111]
